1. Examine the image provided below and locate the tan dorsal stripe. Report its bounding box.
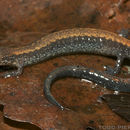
[13,28,130,55]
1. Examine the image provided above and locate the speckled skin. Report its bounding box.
[44,65,130,110]
[0,28,130,77]
[0,28,130,109]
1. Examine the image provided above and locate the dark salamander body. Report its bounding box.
[0,28,130,109]
[0,28,130,77]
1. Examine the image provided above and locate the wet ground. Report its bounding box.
[0,0,130,129]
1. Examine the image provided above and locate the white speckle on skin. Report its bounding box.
[100,38,102,42]
[88,38,90,41]
[103,86,106,89]
[119,34,123,37]
[73,68,76,71]
[91,84,97,88]
[114,91,119,95]
[5,75,11,78]
[89,71,93,75]
[100,75,105,79]
[49,75,53,78]
[81,79,92,83]
[99,81,102,84]
[104,77,109,81]
[111,80,114,83]
[103,66,107,69]
[94,73,99,77]
[117,64,119,67]
[60,106,64,110]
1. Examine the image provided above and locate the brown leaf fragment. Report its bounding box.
[102,94,130,122]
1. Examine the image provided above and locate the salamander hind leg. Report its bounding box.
[104,53,124,75]
[0,59,24,78]
[0,66,23,78]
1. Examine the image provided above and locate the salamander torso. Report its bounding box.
[0,28,130,77]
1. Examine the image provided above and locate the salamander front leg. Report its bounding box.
[0,66,23,78]
[105,29,129,75]
[104,54,124,75]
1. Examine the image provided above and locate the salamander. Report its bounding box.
[44,65,130,110]
[0,28,130,78]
